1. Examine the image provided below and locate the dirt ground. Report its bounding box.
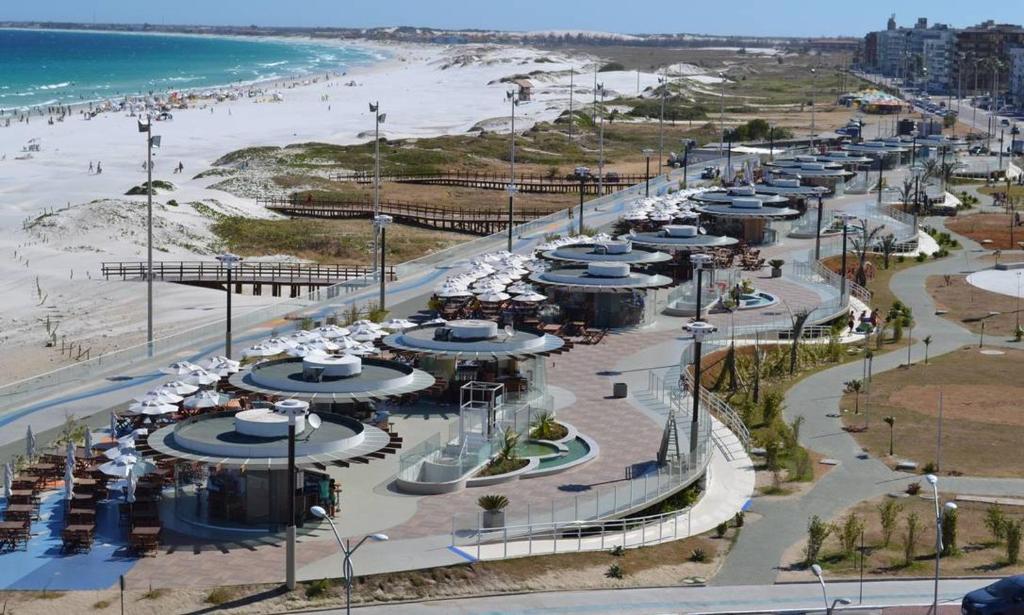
[927,274,1024,338]
[839,346,1024,477]
[777,493,1024,582]
[947,212,1024,250]
[0,534,728,614]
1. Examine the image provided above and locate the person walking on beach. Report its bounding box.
[88,161,93,174]
[96,161,102,174]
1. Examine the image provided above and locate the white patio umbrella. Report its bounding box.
[423,317,447,325]
[201,356,240,374]
[382,318,417,331]
[161,361,201,376]
[477,291,511,303]
[265,336,298,349]
[289,330,322,344]
[348,343,378,356]
[183,391,230,410]
[285,344,321,358]
[243,343,283,358]
[135,390,184,404]
[98,455,138,478]
[436,287,473,299]
[26,426,36,460]
[513,291,547,303]
[157,380,200,396]
[332,337,361,351]
[103,440,136,460]
[3,463,13,500]
[315,325,350,339]
[182,368,220,386]
[127,399,178,416]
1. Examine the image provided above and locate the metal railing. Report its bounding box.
[100,261,395,283]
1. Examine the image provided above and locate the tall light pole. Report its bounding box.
[642,148,654,197]
[575,166,590,235]
[686,318,716,458]
[810,66,818,151]
[311,505,388,615]
[838,213,856,300]
[567,66,575,141]
[814,194,824,262]
[216,253,241,359]
[137,115,159,354]
[374,215,392,310]
[284,401,305,591]
[369,102,386,279]
[506,88,520,252]
[925,474,958,615]
[811,564,829,612]
[1016,272,1021,333]
[597,83,606,198]
[658,72,667,173]
[718,72,726,164]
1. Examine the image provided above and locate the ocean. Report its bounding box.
[0,28,379,111]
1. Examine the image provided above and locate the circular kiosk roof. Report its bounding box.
[531,262,673,293]
[228,355,435,403]
[755,178,829,197]
[146,399,392,468]
[691,185,790,206]
[540,241,672,266]
[692,198,800,219]
[383,319,564,359]
[769,162,854,178]
[619,224,739,250]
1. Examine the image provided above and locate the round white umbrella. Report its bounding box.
[157,380,199,396]
[477,291,511,303]
[161,361,201,376]
[286,344,327,358]
[183,391,230,410]
[201,356,240,374]
[349,330,379,343]
[182,368,220,386]
[315,325,350,339]
[289,330,322,344]
[513,291,547,303]
[128,399,178,416]
[135,390,184,404]
[424,317,447,325]
[382,318,417,331]
[309,339,342,352]
[436,287,473,299]
[348,343,378,356]
[243,343,283,358]
[99,455,138,478]
[265,336,298,349]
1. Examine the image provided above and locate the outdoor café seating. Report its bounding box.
[0,520,31,551]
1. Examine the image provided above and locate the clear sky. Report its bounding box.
[2,0,1023,38]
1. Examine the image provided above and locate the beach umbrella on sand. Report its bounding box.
[161,361,201,376]
[157,381,199,396]
[4,463,13,500]
[183,391,230,411]
[26,426,36,460]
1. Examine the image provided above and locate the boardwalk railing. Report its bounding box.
[259,197,558,236]
[101,261,395,284]
[332,170,648,195]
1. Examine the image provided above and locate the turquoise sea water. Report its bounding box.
[0,28,379,111]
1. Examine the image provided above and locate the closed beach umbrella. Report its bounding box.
[128,399,178,416]
[3,463,12,500]
[161,361,200,376]
[157,380,199,396]
[64,462,74,503]
[26,426,35,460]
[109,411,118,440]
[66,441,76,474]
[126,470,137,505]
[85,430,94,453]
[183,391,230,410]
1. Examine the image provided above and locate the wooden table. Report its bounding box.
[129,526,161,554]
[68,508,96,523]
[4,504,37,522]
[61,524,95,553]
[8,490,36,505]
[0,520,30,551]
[26,463,55,477]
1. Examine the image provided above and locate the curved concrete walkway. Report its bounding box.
[713,205,1024,586]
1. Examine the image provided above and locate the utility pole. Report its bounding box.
[658,71,667,173]
[506,88,519,252]
[369,102,385,279]
[597,83,606,198]
[568,66,574,141]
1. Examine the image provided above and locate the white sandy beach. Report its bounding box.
[0,37,725,384]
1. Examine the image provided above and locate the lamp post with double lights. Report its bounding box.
[838,213,857,302]
[374,215,392,310]
[718,72,726,165]
[642,148,654,197]
[925,474,958,615]
[284,402,302,590]
[657,73,667,172]
[311,505,389,615]
[369,102,386,278]
[686,319,716,459]
[506,87,520,251]
[810,66,817,151]
[137,115,161,354]
[215,253,241,359]
[811,564,851,615]
[597,82,606,198]
[814,194,825,262]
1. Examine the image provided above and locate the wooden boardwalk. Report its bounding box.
[331,171,645,195]
[101,261,394,297]
[260,197,561,236]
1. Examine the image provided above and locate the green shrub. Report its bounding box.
[305,578,332,599]
[839,514,865,559]
[904,512,921,565]
[1007,519,1022,564]
[916,253,927,262]
[985,504,1007,543]
[878,500,903,547]
[610,545,625,557]
[734,512,745,528]
[804,515,833,566]
[205,587,234,605]
[941,506,958,556]
[606,563,624,579]
[716,522,729,538]
[689,547,708,562]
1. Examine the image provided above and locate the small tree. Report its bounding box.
[985,504,1008,544]
[879,234,898,269]
[923,335,932,364]
[845,379,863,413]
[1007,519,1023,565]
[941,505,958,556]
[839,514,865,559]
[789,309,812,375]
[904,512,921,566]
[477,494,509,512]
[804,515,834,566]
[883,416,896,456]
[878,500,903,547]
[761,390,784,426]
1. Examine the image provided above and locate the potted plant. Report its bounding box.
[769,259,785,278]
[478,494,509,529]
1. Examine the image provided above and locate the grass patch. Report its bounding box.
[125,179,174,195]
[92,599,112,609]
[205,586,235,605]
[947,212,1024,250]
[139,587,169,600]
[476,457,529,477]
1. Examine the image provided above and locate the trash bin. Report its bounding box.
[612,382,628,398]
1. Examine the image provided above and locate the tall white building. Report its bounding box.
[1010,46,1024,106]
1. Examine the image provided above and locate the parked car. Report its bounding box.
[962,575,1024,615]
[700,166,720,179]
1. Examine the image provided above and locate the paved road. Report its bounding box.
[308,578,986,614]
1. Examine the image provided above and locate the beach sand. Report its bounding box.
[0,38,707,384]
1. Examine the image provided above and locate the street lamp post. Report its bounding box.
[506,88,520,252]
[137,115,160,354]
[369,102,386,279]
[374,215,392,310]
[284,403,302,590]
[310,506,388,615]
[642,148,654,197]
[838,213,856,300]
[810,67,817,151]
[925,474,958,615]
[681,147,689,189]
[1016,272,1021,333]
[658,74,667,173]
[567,66,574,141]
[597,83,606,198]
[718,72,726,165]
[686,318,716,458]
[876,152,885,207]
[814,194,825,262]
[575,166,590,235]
[215,253,241,359]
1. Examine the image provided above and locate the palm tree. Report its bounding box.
[879,233,898,269]
[883,416,896,456]
[923,335,933,364]
[898,177,916,209]
[495,428,520,465]
[788,308,812,375]
[850,218,886,287]
[530,412,559,440]
[844,379,863,413]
